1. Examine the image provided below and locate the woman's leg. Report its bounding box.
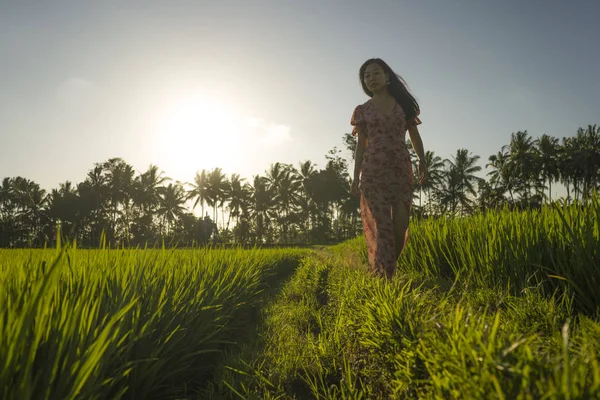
[361,189,395,279]
[392,200,410,260]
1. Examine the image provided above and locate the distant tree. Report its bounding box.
[504,131,538,203]
[156,182,187,235]
[535,134,560,203]
[437,149,482,215]
[2,121,600,248]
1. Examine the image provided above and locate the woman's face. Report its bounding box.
[363,63,388,93]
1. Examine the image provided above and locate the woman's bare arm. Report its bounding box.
[407,123,426,163]
[353,131,367,182]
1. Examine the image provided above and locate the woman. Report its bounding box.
[350,58,428,280]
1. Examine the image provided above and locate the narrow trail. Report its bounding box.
[200,248,363,400]
[194,249,322,398]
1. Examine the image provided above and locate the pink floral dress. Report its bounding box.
[351,99,419,278]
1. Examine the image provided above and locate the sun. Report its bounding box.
[156,96,245,181]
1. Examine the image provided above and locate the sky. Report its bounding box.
[2,0,599,200]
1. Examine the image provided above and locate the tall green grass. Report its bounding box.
[344,199,600,315]
[215,200,600,399]
[217,250,600,399]
[3,199,600,399]
[0,246,305,399]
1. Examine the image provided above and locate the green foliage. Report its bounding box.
[3,125,599,248]
[0,246,305,399]
[213,200,600,399]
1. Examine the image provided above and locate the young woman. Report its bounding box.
[350,58,428,280]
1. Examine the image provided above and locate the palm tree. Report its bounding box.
[297,160,317,241]
[486,150,514,202]
[435,168,468,215]
[205,168,227,227]
[226,173,250,233]
[219,177,231,231]
[441,149,482,215]
[249,175,272,244]
[21,181,47,245]
[45,181,79,241]
[135,164,168,215]
[558,136,577,202]
[476,179,505,212]
[264,163,286,231]
[233,184,254,245]
[0,178,16,246]
[419,151,445,216]
[535,134,559,203]
[8,178,48,246]
[103,158,135,240]
[204,168,228,227]
[187,169,209,217]
[272,166,302,243]
[156,182,187,235]
[339,193,360,239]
[573,125,600,202]
[504,131,537,202]
[0,177,14,220]
[0,178,19,247]
[74,165,111,245]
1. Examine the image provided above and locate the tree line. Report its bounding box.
[1,124,598,248]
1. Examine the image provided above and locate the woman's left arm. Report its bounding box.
[407,123,426,163]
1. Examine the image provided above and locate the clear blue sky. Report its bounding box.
[2,0,599,199]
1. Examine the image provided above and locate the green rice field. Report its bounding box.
[2,199,600,399]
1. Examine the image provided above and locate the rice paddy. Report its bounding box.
[2,199,600,399]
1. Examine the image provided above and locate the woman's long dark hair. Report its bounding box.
[359,58,420,122]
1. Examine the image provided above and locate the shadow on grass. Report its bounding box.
[194,256,305,399]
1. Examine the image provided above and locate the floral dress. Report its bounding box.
[351,99,420,278]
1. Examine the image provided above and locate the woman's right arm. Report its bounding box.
[353,130,367,182]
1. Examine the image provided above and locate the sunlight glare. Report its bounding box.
[157,96,246,181]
